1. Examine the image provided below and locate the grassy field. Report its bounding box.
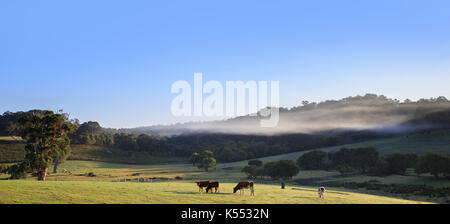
[1,130,449,204]
[1,160,337,183]
[0,160,248,182]
[0,143,26,163]
[0,160,444,204]
[0,180,431,204]
[318,173,450,188]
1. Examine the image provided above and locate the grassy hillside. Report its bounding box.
[69,144,187,164]
[0,143,26,163]
[0,180,431,204]
[0,141,187,164]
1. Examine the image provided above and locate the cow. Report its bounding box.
[205,182,220,193]
[233,181,255,196]
[196,181,211,192]
[318,187,326,199]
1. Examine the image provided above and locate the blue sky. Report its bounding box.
[1,0,450,128]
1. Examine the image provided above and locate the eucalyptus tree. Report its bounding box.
[15,110,74,180]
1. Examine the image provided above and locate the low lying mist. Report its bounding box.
[133,95,450,136]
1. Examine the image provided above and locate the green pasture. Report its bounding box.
[0,180,431,204]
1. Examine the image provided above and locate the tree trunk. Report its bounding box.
[53,157,59,173]
[37,167,48,181]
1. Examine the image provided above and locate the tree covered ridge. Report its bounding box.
[130,94,450,135]
[1,94,450,163]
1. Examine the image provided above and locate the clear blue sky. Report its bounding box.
[1,0,450,128]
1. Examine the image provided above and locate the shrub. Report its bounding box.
[8,162,30,179]
[0,163,9,173]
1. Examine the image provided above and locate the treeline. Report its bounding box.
[0,110,385,160]
[295,147,450,178]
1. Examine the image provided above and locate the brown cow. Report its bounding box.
[196,181,211,192]
[206,182,220,193]
[233,181,255,196]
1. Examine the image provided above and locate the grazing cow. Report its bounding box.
[233,181,255,196]
[318,187,326,199]
[196,181,211,192]
[206,182,220,193]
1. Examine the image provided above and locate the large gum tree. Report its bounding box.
[18,110,74,181]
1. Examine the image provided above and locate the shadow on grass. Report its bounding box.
[291,187,351,195]
[165,191,233,196]
[293,196,316,199]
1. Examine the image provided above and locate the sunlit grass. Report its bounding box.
[0,180,431,204]
[0,136,22,141]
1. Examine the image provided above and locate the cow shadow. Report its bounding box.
[291,188,351,195]
[165,191,233,195]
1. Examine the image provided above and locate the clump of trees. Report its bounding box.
[70,121,113,145]
[189,152,201,166]
[190,150,216,172]
[263,160,300,180]
[241,159,264,179]
[415,152,450,179]
[385,153,418,175]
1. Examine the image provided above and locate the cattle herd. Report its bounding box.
[196,181,326,199]
[196,180,255,196]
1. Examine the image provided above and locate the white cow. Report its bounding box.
[318,187,326,199]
